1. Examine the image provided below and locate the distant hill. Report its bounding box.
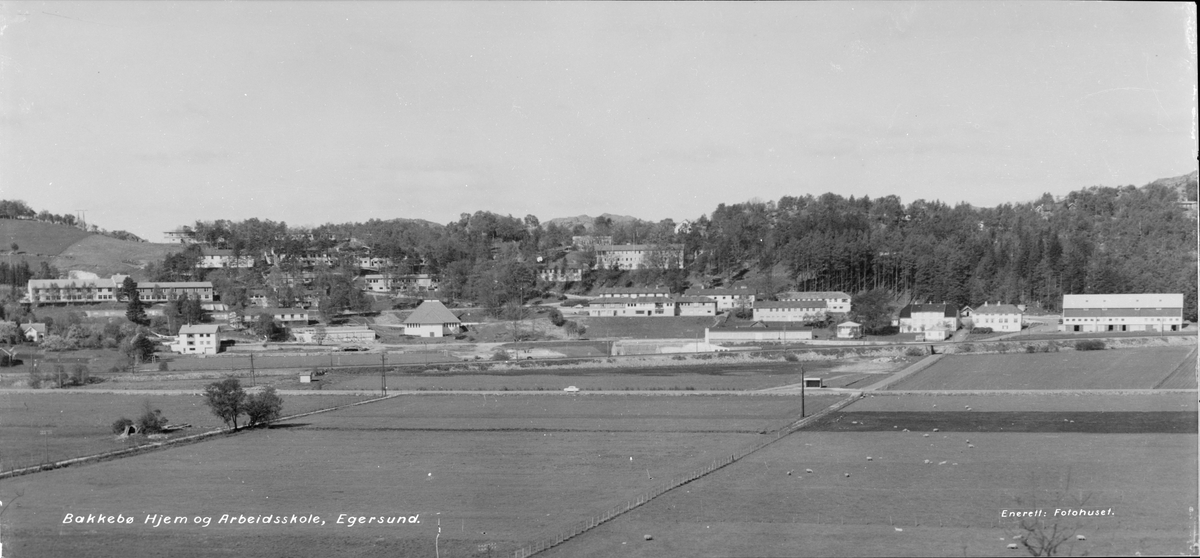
[545,213,640,231]
[1148,170,1199,202]
[0,219,181,279]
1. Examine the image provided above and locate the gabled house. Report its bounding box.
[403,300,462,338]
[21,323,46,343]
[836,321,863,339]
[897,303,960,341]
[683,287,756,311]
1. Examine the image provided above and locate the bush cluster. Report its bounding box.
[904,347,926,357]
[1074,339,1106,351]
[971,327,994,334]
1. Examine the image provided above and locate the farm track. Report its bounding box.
[1152,345,1198,389]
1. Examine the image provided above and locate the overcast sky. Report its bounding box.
[1,2,1196,241]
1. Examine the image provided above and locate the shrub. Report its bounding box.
[1075,339,1106,351]
[245,387,284,427]
[783,352,799,362]
[136,402,168,434]
[26,368,42,388]
[490,351,511,361]
[971,327,994,334]
[958,343,974,353]
[904,347,926,357]
[111,417,134,435]
[548,308,566,327]
[69,364,90,386]
[1025,345,1038,353]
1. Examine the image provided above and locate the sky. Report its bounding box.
[0,1,1196,241]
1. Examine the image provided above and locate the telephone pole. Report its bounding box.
[381,352,387,395]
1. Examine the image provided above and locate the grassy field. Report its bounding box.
[0,393,855,557]
[847,392,1197,413]
[541,431,1198,557]
[0,392,374,473]
[51,235,182,278]
[319,359,882,391]
[886,346,1196,390]
[0,220,90,256]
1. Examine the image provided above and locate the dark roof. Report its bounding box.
[898,304,957,318]
[404,300,461,325]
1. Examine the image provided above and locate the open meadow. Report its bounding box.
[0,392,375,473]
[0,394,845,558]
[886,346,1196,390]
[541,430,1198,557]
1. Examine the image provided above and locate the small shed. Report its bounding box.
[835,321,863,339]
[803,377,825,388]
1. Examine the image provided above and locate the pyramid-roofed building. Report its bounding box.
[403,300,462,338]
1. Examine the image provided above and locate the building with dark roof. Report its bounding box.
[897,303,960,340]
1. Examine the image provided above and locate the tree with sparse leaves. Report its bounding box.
[203,378,247,430]
[244,387,284,427]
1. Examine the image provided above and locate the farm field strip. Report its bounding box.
[845,392,1196,412]
[0,392,374,474]
[886,346,1196,391]
[540,431,1198,558]
[1,411,780,557]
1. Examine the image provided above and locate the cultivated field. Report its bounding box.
[541,431,1198,557]
[886,346,1196,390]
[0,392,374,473]
[847,392,1197,413]
[0,394,844,558]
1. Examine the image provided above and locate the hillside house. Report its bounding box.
[777,291,852,313]
[171,324,221,355]
[898,303,960,341]
[163,228,197,244]
[21,323,46,343]
[971,302,1022,332]
[363,274,393,292]
[572,235,613,249]
[197,249,255,269]
[752,300,828,323]
[403,300,462,337]
[1059,293,1184,333]
[134,281,215,303]
[684,287,756,311]
[594,244,684,270]
[248,308,310,328]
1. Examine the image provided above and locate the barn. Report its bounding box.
[1059,293,1184,333]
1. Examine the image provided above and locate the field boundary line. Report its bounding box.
[860,354,943,391]
[1152,345,1197,390]
[513,393,861,558]
[0,393,398,480]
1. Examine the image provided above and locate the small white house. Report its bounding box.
[403,300,462,338]
[21,323,46,343]
[835,321,863,339]
[171,324,221,355]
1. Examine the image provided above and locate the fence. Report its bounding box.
[512,392,863,558]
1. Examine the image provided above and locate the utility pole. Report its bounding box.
[249,353,256,386]
[800,364,806,418]
[381,351,387,395]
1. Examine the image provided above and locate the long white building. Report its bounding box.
[1060,293,1184,333]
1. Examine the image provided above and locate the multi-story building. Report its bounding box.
[594,286,671,298]
[684,287,756,311]
[752,300,828,323]
[777,291,852,313]
[583,296,716,317]
[1059,293,1184,333]
[897,303,960,340]
[362,274,393,292]
[594,244,684,270]
[171,324,221,355]
[246,308,310,328]
[970,302,1023,332]
[26,278,120,304]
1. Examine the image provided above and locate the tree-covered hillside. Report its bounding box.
[165,171,1198,320]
